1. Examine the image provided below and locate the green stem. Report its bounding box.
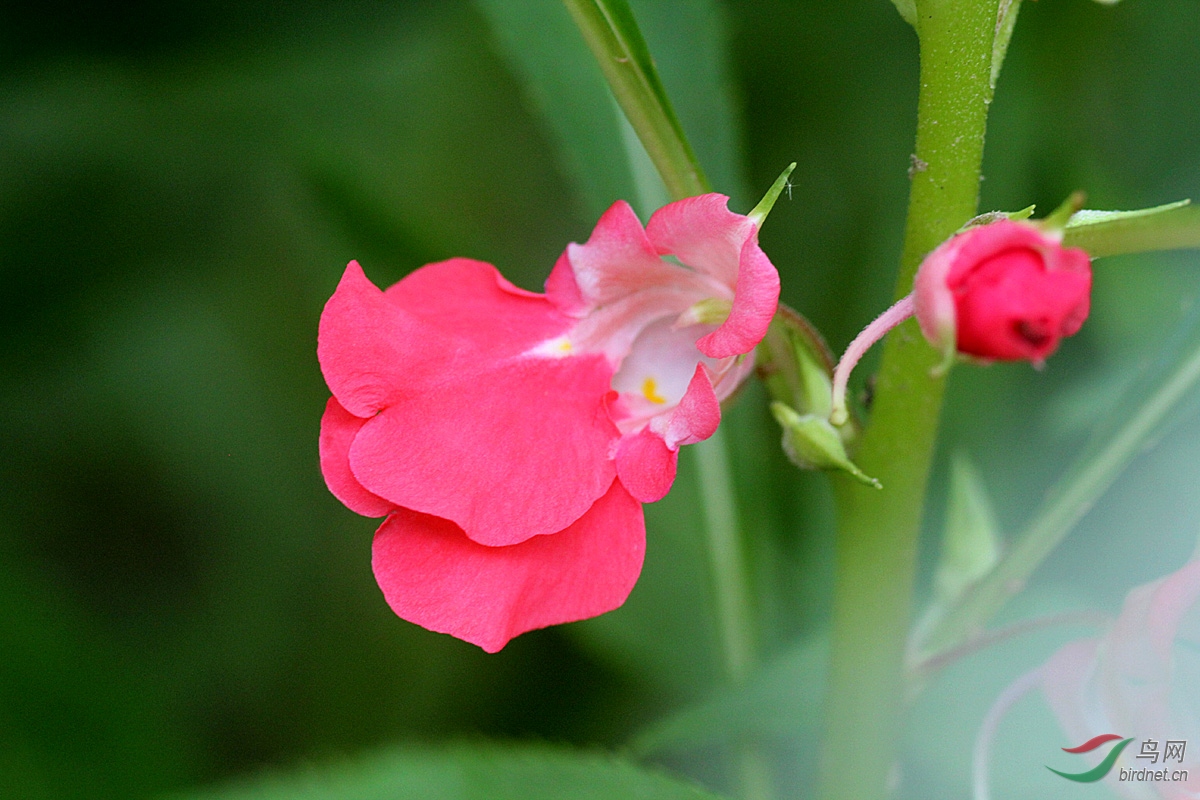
[815,3,1000,799]
[561,0,710,198]
[694,429,771,800]
[694,429,757,685]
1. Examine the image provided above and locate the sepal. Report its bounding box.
[770,402,880,489]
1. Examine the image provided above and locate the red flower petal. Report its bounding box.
[372,480,645,653]
[385,257,570,357]
[349,352,620,547]
[318,261,435,418]
[318,397,395,518]
[615,428,678,503]
[663,363,721,448]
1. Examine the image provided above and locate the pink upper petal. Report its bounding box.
[349,351,619,547]
[560,201,690,311]
[696,233,779,358]
[646,194,750,287]
[646,195,780,359]
[1103,559,1200,707]
[1041,561,1200,799]
[385,257,572,358]
[662,364,721,448]
[1041,638,1107,755]
[1140,559,1200,657]
[317,261,439,418]
[372,480,646,653]
[615,428,678,503]
[319,396,396,518]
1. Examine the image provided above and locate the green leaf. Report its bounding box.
[1063,199,1200,258]
[932,453,1002,606]
[990,0,1024,89]
[888,0,917,28]
[170,745,730,800]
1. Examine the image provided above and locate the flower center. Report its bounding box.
[641,377,667,405]
[610,318,719,431]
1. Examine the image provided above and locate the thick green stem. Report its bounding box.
[815,3,1000,799]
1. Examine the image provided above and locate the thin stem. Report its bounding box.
[909,610,1109,683]
[816,1,1000,798]
[972,665,1045,800]
[829,293,915,426]
[695,428,773,800]
[694,428,757,686]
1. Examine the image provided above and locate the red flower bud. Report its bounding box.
[914,220,1092,363]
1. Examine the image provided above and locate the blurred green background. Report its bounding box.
[2,1,1198,798]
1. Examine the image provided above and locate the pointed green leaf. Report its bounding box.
[748,162,797,229]
[889,0,917,28]
[990,0,1024,89]
[1064,199,1200,258]
[933,453,1002,605]
[172,744,731,800]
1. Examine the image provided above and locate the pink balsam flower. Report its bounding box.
[1040,560,1200,799]
[830,219,1092,425]
[318,194,778,652]
[914,219,1092,363]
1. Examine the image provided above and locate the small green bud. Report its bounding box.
[770,402,880,489]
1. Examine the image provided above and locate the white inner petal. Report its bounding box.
[611,318,718,410]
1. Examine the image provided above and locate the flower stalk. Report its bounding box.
[815,1,1001,798]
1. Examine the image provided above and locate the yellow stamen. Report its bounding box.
[642,377,667,404]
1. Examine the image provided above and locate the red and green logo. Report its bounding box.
[1048,734,1134,783]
